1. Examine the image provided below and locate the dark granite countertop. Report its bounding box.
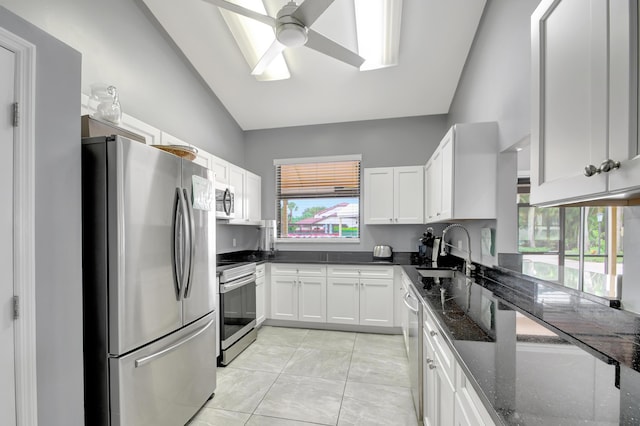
[401,264,640,425]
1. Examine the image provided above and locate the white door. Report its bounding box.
[364,168,394,224]
[270,275,297,321]
[359,278,394,327]
[298,276,326,323]
[326,277,359,324]
[0,44,17,426]
[394,166,424,224]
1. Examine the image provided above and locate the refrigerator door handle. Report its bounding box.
[178,188,191,300]
[171,188,183,300]
[183,188,196,298]
[134,318,214,368]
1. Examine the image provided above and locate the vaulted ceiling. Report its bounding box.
[142,0,486,130]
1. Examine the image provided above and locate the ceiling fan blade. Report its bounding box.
[251,40,286,75]
[305,30,365,68]
[291,0,335,26]
[202,0,276,27]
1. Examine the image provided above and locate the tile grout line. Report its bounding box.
[243,327,309,425]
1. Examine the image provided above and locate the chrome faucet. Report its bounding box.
[440,223,475,277]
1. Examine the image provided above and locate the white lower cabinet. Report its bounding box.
[423,307,495,426]
[255,264,266,325]
[270,264,326,322]
[423,328,455,426]
[326,265,394,327]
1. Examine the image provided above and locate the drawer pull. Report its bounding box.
[430,330,437,337]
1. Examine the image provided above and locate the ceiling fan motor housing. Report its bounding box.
[276,1,308,47]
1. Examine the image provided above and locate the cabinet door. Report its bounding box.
[229,165,246,220]
[359,278,394,327]
[439,134,453,221]
[424,331,436,426]
[426,150,443,222]
[531,0,609,204]
[393,166,424,224]
[298,276,327,322]
[607,0,640,194]
[270,275,297,321]
[433,348,456,426]
[210,155,230,184]
[256,276,265,325]
[246,171,262,221]
[364,168,394,224]
[454,370,495,426]
[327,277,359,324]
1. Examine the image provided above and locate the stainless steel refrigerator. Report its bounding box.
[81,135,217,426]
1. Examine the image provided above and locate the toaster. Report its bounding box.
[372,245,393,261]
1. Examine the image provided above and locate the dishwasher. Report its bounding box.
[403,281,423,423]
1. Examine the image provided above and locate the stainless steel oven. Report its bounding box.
[217,262,257,365]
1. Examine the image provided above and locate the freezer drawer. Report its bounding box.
[109,311,217,426]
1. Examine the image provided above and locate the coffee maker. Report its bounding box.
[419,228,441,267]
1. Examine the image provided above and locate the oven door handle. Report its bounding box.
[220,275,256,294]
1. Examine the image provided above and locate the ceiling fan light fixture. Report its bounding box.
[218,0,290,81]
[355,0,403,71]
[276,23,308,47]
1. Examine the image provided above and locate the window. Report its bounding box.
[517,179,624,298]
[275,155,361,241]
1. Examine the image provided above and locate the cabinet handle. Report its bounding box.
[426,358,434,365]
[600,159,621,173]
[584,164,599,177]
[389,218,393,222]
[430,330,437,337]
[585,160,621,177]
[429,363,437,370]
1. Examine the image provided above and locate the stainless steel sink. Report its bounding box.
[416,268,456,279]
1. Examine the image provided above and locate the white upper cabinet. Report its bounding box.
[364,166,424,224]
[228,165,262,224]
[246,171,262,222]
[531,0,640,205]
[425,122,498,223]
[210,155,231,184]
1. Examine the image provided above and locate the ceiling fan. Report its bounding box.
[203,0,365,75]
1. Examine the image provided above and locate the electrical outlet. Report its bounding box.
[457,240,462,250]
[232,238,236,247]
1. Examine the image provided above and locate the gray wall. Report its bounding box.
[0,0,245,165]
[245,115,449,252]
[445,0,542,266]
[0,7,83,426]
[0,0,246,424]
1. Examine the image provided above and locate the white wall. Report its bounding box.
[245,115,449,252]
[0,0,245,165]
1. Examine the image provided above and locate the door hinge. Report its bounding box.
[13,295,19,320]
[12,102,19,127]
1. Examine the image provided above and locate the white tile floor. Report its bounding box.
[188,326,418,426]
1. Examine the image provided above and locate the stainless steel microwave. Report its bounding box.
[215,182,235,219]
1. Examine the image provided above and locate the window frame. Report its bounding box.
[274,154,362,243]
[517,178,623,298]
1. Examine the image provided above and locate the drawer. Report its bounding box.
[271,263,326,277]
[424,311,455,381]
[327,264,394,279]
[256,263,265,278]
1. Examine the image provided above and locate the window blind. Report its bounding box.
[276,160,361,199]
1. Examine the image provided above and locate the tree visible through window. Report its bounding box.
[517,179,623,298]
[275,156,361,241]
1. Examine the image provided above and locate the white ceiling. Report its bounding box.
[141,0,486,130]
